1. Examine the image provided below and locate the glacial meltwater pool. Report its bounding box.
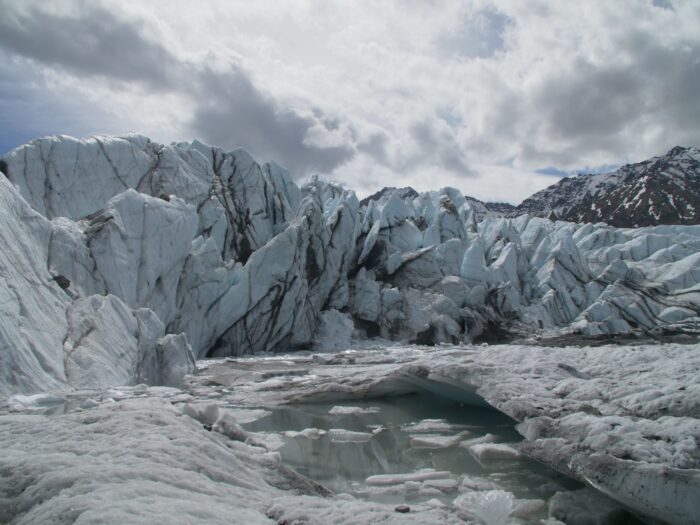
[242,392,583,513]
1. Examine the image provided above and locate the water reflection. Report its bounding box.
[243,392,581,505]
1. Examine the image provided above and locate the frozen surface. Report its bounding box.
[0,398,278,524]
[2,342,691,523]
[0,134,699,523]
[196,342,699,524]
[0,396,462,525]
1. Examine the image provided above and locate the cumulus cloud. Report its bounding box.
[0,0,357,176]
[0,1,178,89]
[436,7,513,59]
[190,66,355,175]
[0,0,698,202]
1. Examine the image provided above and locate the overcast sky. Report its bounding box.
[1,0,698,202]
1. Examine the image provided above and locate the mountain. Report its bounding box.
[359,186,419,207]
[465,197,516,222]
[360,186,514,222]
[512,146,700,227]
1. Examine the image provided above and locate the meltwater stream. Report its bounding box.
[242,392,582,512]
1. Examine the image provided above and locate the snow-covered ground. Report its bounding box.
[2,342,698,524]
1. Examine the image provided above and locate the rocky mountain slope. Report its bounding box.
[512,146,700,227]
[1,134,700,396]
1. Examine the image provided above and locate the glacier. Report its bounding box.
[1,134,699,524]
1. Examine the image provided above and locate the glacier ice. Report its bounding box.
[3,133,700,394]
[190,342,700,525]
[1,134,700,523]
[453,490,515,525]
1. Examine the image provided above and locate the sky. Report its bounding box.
[0,0,698,203]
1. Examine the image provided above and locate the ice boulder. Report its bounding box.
[453,490,515,525]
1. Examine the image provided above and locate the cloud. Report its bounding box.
[190,66,355,175]
[535,167,569,177]
[357,132,390,165]
[0,0,698,202]
[512,12,700,167]
[0,0,179,89]
[436,7,513,59]
[408,121,474,176]
[652,0,674,11]
[0,0,357,176]
[0,52,133,155]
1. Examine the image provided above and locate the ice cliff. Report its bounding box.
[2,134,700,395]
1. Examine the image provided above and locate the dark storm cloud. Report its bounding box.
[0,0,179,88]
[521,26,700,166]
[652,0,674,11]
[190,67,355,176]
[409,121,474,176]
[0,0,356,177]
[0,51,131,156]
[534,61,642,139]
[357,132,390,165]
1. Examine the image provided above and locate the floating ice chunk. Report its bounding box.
[459,433,498,449]
[223,408,272,424]
[102,388,132,401]
[328,405,380,415]
[354,480,449,500]
[402,418,454,433]
[453,490,515,525]
[144,386,182,397]
[410,434,464,449]
[460,475,504,492]
[328,428,373,443]
[469,443,521,461]
[252,432,286,451]
[284,428,327,439]
[366,470,452,486]
[423,478,459,492]
[368,425,385,435]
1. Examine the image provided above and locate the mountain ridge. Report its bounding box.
[509,145,700,227]
[361,146,699,228]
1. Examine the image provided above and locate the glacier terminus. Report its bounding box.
[0,134,699,525]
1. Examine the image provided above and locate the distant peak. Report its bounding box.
[359,186,418,207]
[666,145,691,156]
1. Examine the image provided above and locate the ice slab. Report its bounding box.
[366,470,452,486]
